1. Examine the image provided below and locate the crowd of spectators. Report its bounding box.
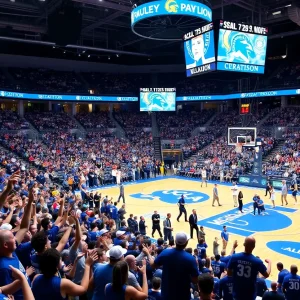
[0,110,29,130]
[263,107,300,127]
[9,68,86,93]
[264,131,300,177]
[268,60,300,88]
[3,168,298,300]
[158,110,215,139]
[114,112,151,128]
[182,127,224,159]
[25,112,78,131]
[75,111,115,129]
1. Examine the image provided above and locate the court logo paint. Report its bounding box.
[130,190,209,204]
[199,203,297,237]
[267,241,300,259]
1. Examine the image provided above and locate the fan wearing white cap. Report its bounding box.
[145,232,199,300]
[90,245,127,300]
[113,230,127,246]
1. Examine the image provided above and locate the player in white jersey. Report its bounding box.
[201,168,207,188]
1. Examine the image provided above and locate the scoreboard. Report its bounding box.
[217,20,268,74]
[240,103,251,115]
[183,22,216,77]
[183,20,268,77]
[140,88,176,112]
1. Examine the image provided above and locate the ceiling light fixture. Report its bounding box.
[272,10,281,15]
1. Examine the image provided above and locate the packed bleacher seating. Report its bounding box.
[264,130,300,177]
[158,109,216,139]
[25,112,78,131]
[75,111,115,129]
[263,107,300,127]
[0,110,29,130]
[114,111,151,128]
[268,60,300,88]
[9,68,86,93]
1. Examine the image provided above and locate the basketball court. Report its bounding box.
[90,175,300,283]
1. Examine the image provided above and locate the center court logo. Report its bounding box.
[130,189,209,204]
[165,0,179,12]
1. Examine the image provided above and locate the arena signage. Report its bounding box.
[0,90,138,102]
[177,88,300,101]
[131,0,212,26]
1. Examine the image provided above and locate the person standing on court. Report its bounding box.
[281,180,288,206]
[189,209,199,239]
[212,184,222,206]
[238,190,244,213]
[199,226,206,241]
[139,216,147,235]
[270,185,276,208]
[227,237,271,300]
[201,168,207,188]
[163,213,173,242]
[231,182,239,207]
[151,210,163,238]
[177,194,188,222]
[221,225,229,250]
[118,183,125,203]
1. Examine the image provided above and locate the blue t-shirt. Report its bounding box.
[256,277,268,297]
[0,252,30,300]
[278,269,289,291]
[227,252,267,300]
[110,206,118,220]
[92,263,114,300]
[154,248,199,300]
[46,225,59,244]
[220,255,232,265]
[219,275,234,300]
[213,277,220,300]
[31,253,41,274]
[221,230,229,241]
[32,275,65,300]
[148,289,162,300]
[211,260,226,278]
[283,273,300,300]
[0,294,11,300]
[15,241,33,269]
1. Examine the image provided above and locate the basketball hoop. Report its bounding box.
[235,143,243,153]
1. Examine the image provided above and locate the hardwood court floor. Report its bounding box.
[94,176,300,282]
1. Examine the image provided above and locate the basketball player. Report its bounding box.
[292,183,298,205]
[201,168,207,188]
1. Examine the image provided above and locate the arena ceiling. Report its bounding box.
[0,0,299,64]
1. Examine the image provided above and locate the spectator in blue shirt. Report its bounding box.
[211,254,226,278]
[148,277,162,300]
[221,225,229,250]
[283,265,300,300]
[149,232,199,300]
[197,273,214,300]
[277,262,289,294]
[219,274,234,300]
[227,237,271,300]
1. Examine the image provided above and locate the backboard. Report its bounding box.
[228,127,257,147]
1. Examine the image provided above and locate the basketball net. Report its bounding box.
[235,143,243,153]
